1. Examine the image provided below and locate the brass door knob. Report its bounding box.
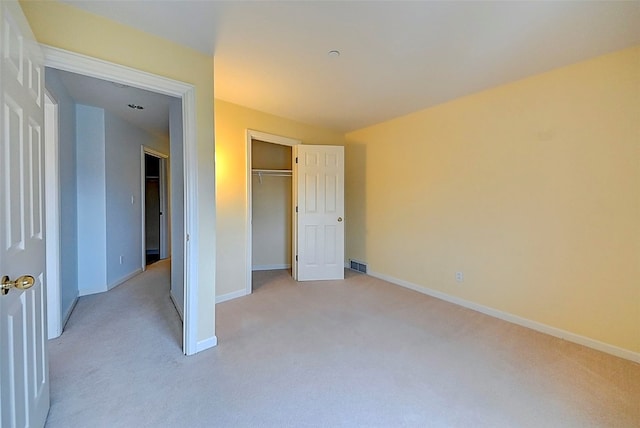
[1,275,35,296]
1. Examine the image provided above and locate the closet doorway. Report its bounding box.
[246,130,301,295]
[142,148,169,269]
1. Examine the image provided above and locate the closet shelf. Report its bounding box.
[252,169,292,184]
[252,169,292,174]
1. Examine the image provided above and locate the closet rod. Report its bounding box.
[252,169,292,184]
[252,169,292,175]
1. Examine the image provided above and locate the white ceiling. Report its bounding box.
[59,0,640,132]
[52,68,173,136]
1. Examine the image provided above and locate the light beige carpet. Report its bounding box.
[45,260,640,427]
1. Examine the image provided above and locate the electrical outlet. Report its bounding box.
[120,255,124,265]
[455,271,464,282]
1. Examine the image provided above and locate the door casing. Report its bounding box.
[44,90,63,339]
[245,129,300,295]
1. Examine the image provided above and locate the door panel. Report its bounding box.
[1,1,49,427]
[325,226,337,264]
[29,119,43,239]
[27,59,42,106]
[5,96,25,252]
[296,145,344,281]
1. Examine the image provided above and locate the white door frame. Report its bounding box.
[245,129,300,295]
[42,45,200,355]
[44,90,62,339]
[140,146,169,272]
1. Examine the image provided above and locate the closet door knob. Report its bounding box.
[337,217,343,222]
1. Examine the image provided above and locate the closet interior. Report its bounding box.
[145,154,161,265]
[251,140,293,274]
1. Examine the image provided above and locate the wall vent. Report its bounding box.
[349,259,368,274]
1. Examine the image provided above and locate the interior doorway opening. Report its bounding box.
[42,46,205,355]
[145,155,161,265]
[142,149,169,269]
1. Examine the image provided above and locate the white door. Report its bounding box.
[295,145,345,281]
[0,0,50,427]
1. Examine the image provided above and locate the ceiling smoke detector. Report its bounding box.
[127,103,144,110]
[328,50,340,58]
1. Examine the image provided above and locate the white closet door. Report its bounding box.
[295,145,344,281]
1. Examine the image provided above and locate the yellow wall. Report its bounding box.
[214,99,346,296]
[21,1,217,342]
[346,46,640,354]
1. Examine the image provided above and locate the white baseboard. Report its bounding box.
[79,269,143,296]
[252,264,291,271]
[78,285,108,296]
[61,294,79,331]
[216,289,247,304]
[107,268,143,290]
[170,291,184,321]
[368,270,640,364]
[196,336,218,353]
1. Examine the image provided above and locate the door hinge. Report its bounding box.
[186,234,190,242]
[296,255,298,262]
[295,157,298,164]
[295,206,298,213]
